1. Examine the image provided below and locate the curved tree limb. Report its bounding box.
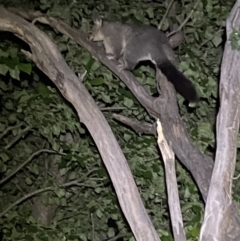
[0,6,160,241]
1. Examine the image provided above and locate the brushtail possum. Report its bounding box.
[90,18,198,103]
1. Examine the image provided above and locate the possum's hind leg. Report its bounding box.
[117,51,138,71]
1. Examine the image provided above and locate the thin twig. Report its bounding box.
[100,107,134,111]
[91,213,95,241]
[233,173,240,180]
[57,210,84,222]
[106,232,125,241]
[0,149,61,185]
[0,123,23,139]
[0,186,53,217]
[4,126,32,150]
[167,0,201,37]
[158,0,175,30]
[61,168,99,188]
[198,27,224,49]
[0,168,99,217]
[12,180,33,206]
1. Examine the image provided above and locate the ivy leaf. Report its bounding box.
[0,80,7,91]
[52,141,60,151]
[129,237,136,241]
[39,84,52,98]
[9,66,20,80]
[0,49,9,57]
[0,64,9,76]
[123,97,134,108]
[68,172,77,180]
[61,198,67,206]
[6,211,18,221]
[8,48,19,58]
[60,168,68,176]
[25,177,33,186]
[123,133,132,142]
[146,8,154,19]
[58,43,68,52]
[96,209,103,219]
[5,100,14,110]
[107,228,115,238]
[0,152,10,163]
[143,170,153,181]
[101,93,111,103]
[79,234,87,241]
[18,63,32,75]
[0,163,7,173]
[189,226,200,238]
[212,34,222,47]
[9,113,17,123]
[95,187,102,194]
[39,2,51,11]
[55,188,66,199]
[84,56,96,71]
[206,0,213,13]
[52,125,61,136]
[198,122,213,139]
[3,57,19,69]
[19,94,31,103]
[90,77,104,86]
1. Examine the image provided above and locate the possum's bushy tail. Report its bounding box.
[157,60,199,103]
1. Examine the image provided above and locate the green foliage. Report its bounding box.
[0,0,237,240]
[0,43,117,240]
[0,47,32,80]
[230,29,240,50]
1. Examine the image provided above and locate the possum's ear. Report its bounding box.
[94,17,103,27]
[93,14,104,26]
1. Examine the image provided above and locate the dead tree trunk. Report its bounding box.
[200,1,240,240]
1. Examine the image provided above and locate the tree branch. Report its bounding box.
[4,126,32,150]
[167,0,201,38]
[0,149,61,185]
[0,123,23,139]
[0,7,161,241]
[0,167,99,218]
[157,120,186,241]
[158,0,175,30]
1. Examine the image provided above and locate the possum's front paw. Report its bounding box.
[116,59,127,71]
[116,62,125,71]
[106,54,115,60]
